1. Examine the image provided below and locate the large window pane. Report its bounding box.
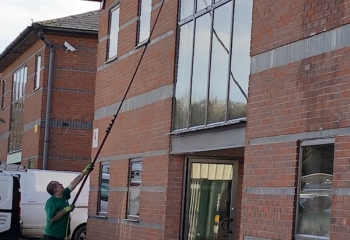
[296,144,334,238]
[190,13,211,127]
[99,163,110,213]
[180,0,194,20]
[208,2,232,124]
[108,6,120,59]
[127,160,142,219]
[175,23,194,129]
[138,0,152,43]
[228,0,252,120]
[196,0,211,12]
[35,55,41,90]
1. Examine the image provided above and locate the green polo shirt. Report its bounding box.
[44,187,71,239]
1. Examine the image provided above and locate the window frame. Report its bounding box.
[1,79,6,110]
[126,158,142,221]
[137,0,152,45]
[34,54,41,90]
[174,0,252,131]
[294,138,335,240]
[98,161,110,215]
[106,4,120,61]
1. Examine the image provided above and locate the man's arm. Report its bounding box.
[67,164,93,192]
[67,173,84,192]
[50,205,74,223]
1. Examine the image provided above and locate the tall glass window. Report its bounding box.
[296,142,334,239]
[174,0,252,130]
[127,159,142,220]
[98,162,110,214]
[34,55,41,90]
[9,66,27,153]
[138,0,152,44]
[107,5,120,59]
[1,79,6,109]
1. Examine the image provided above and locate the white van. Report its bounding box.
[0,164,89,240]
[0,173,21,240]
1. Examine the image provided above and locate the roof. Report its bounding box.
[0,10,100,73]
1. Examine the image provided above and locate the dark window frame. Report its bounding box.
[98,161,110,215]
[1,79,6,110]
[106,4,120,61]
[34,54,41,90]
[137,0,152,45]
[294,138,335,240]
[126,158,142,221]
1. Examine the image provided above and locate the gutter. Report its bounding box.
[38,31,54,170]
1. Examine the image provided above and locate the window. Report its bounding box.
[1,79,6,109]
[98,162,110,214]
[9,66,27,153]
[138,0,152,44]
[295,141,334,239]
[34,55,41,90]
[127,159,142,220]
[174,0,252,130]
[107,5,120,60]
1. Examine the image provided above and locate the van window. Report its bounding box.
[98,163,110,214]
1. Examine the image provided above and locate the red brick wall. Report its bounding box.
[88,0,179,238]
[245,0,350,239]
[252,0,349,55]
[0,31,97,171]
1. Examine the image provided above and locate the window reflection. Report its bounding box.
[208,2,232,124]
[175,23,194,129]
[190,13,211,127]
[138,0,152,43]
[180,0,194,20]
[296,144,334,238]
[175,0,252,130]
[108,6,120,59]
[99,163,110,213]
[128,160,142,218]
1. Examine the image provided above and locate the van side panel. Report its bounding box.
[0,174,21,240]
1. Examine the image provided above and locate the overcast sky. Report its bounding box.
[0,0,100,53]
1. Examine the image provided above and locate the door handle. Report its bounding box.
[220,218,233,234]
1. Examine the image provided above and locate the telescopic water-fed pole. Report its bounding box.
[71,0,165,206]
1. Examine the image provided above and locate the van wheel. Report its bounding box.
[73,225,86,240]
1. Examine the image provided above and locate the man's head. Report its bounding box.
[47,181,64,196]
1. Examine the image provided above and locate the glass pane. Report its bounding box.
[175,22,194,129]
[12,72,17,102]
[139,0,152,43]
[128,161,142,217]
[35,55,41,89]
[208,2,232,124]
[108,7,120,59]
[188,163,233,240]
[190,13,211,127]
[228,0,252,120]
[180,0,194,20]
[99,163,110,213]
[196,0,211,12]
[23,67,27,97]
[297,144,334,238]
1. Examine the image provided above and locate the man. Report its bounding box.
[42,164,93,240]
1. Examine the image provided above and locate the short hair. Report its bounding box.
[47,181,57,195]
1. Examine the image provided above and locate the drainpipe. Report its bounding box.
[38,31,54,170]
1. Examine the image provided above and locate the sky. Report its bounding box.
[0,0,100,53]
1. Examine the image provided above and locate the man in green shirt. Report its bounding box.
[42,164,93,240]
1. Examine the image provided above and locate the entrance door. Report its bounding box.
[184,159,238,240]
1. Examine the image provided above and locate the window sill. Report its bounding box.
[135,39,149,49]
[33,87,40,92]
[95,214,108,219]
[124,218,139,223]
[105,56,118,64]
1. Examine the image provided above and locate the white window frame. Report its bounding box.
[137,0,152,44]
[107,4,120,60]
[127,158,142,220]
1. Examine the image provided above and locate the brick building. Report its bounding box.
[0,11,99,171]
[244,0,350,239]
[87,0,350,240]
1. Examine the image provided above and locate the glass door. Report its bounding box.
[184,159,238,240]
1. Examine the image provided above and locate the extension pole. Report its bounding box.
[72,0,165,205]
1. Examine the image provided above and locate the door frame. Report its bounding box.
[181,157,239,240]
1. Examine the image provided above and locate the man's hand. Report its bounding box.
[82,163,94,175]
[63,205,75,213]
